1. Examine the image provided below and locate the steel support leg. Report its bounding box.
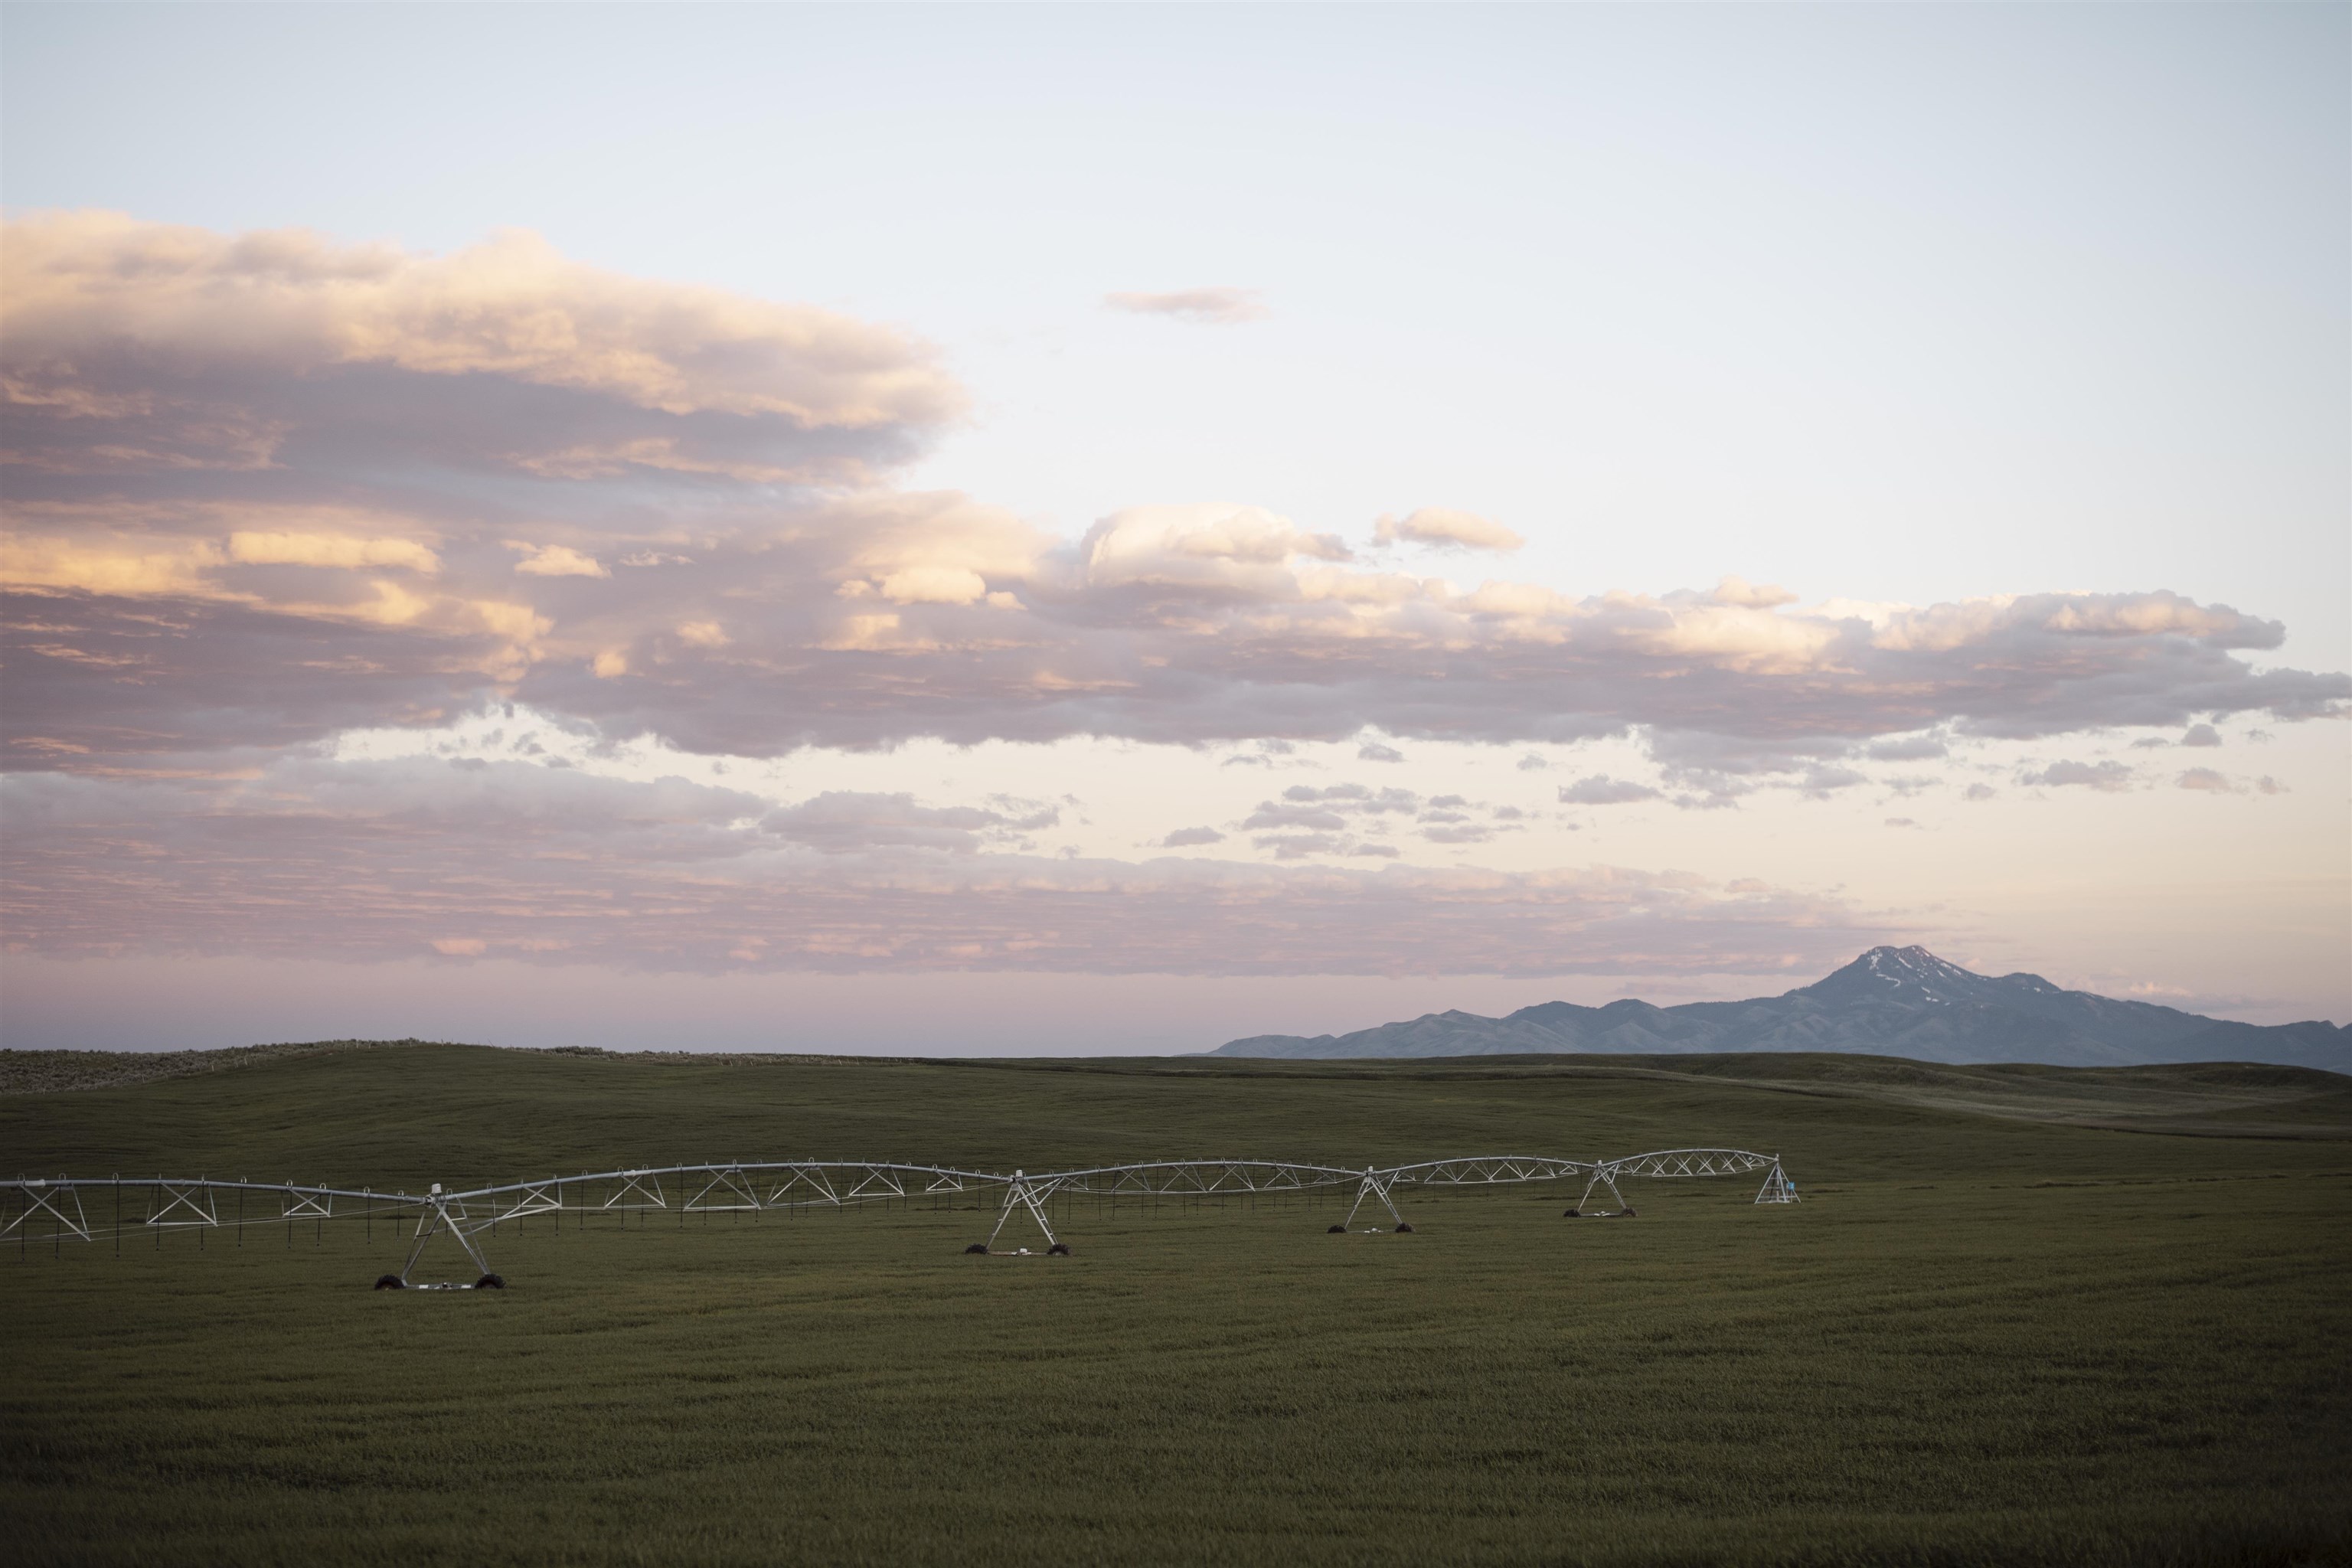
[400,1199,495,1283]
[1573,1170,1628,1215]
[984,1172,1060,1250]
[1339,1168,1405,1229]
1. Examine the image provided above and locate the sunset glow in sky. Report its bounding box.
[3,5,2345,1052]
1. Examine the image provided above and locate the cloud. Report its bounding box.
[1864,732,1947,762]
[1558,776,1662,805]
[510,543,609,578]
[1276,783,1421,814]
[1515,753,1549,771]
[1252,832,1401,861]
[6,214,2347,786]
[1357,741,1405,763]
[1963,782,1997,802]
[1080,502,1353,592]
[2020,760,2135,792]
[18,513,2344,778]
[0,759,1885,975]
[5,211,962,431]
[1668,788,1748,812]
[1237,781,1449,858]
[1795,765,1867,799]
[1161,826,1225,848]
[1102,287,1267,325]
[1884,817,1919,829]
[228,531,442,573]
[2170,768,2289,798]
[1372,508,1524,553]
[2180,724,2222,747]
[1242,802,1348,832]
[760,791,1058,854]
[1707,576,1800,609]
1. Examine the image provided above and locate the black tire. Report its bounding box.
[1047,1243,1071,1256]
[1393,1223,1414,1233]
[475,1272,506,1289]
[373,1274,406,1290]
[1327,1223,1347,1234]
[965,1243,991,1255]
[1563,1209,1580,1218]
[1622,1208,1636,1218]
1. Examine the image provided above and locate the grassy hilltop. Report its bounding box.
[5,1045,2350,1567]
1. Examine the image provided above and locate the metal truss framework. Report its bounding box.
[3,1148,1796,1285]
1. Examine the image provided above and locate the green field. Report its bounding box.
[5,1046,2350,1566]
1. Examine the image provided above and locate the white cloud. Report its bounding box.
[1373,508,1524,552]
[1707,576,1800,609]
[1081,503,1352,590]
[510,543,609,578]
[1102,286,1268,325]
[4,211,963,427]
[228,531,441,573]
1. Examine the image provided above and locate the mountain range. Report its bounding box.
[1212,946,2351,1070]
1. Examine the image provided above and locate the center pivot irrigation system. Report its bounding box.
[4,1148,1798,1289]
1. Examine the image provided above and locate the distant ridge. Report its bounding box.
[1212,946,2351,1070]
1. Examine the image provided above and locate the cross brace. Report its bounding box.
[3,1184,90,1241]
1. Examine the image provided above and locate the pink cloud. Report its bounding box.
[7,221,2343,782]
[0,758,1880,976]
[0,214,2343,987]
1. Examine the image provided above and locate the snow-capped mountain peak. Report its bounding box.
[1807,945,1988,1006]
[1861,945,1972,983]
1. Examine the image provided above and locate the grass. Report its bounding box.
[5,1046,2350,1566]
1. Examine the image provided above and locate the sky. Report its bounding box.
[2,3,2346,1054]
